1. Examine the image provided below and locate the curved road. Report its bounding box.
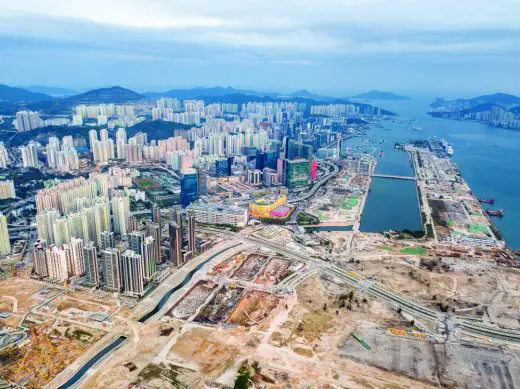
[288,161,340,204]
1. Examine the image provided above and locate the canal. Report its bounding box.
[57,335,127,389]
[138,242,242,323]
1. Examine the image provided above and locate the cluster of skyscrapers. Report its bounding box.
[32,172,163,296]
[46,135,80,172]
[15,110,69,132]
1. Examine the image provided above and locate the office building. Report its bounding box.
[247,169,262,185]
[187,211,196,254]
[147,222,162,264]
[103,248,122,291]
[142,236,157,281]
[180,168,199,206]
[151,205,161,226]
[84,242,99,286]
[284,159,310,189]
[168,221,182,267]
[197,167,208,195]
[215,157,232,177]
[262,168,278,187]
[121,250,144,296]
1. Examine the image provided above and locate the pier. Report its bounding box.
[371,173,417,181]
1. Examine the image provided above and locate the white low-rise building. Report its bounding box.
[187,203,248,227]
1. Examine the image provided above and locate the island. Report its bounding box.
[429,93,520,130]
[350,90,410,100]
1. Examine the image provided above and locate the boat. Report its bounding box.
[486,209,504,217]
[440,138,454,155]
[479,198,495,204]
[412,126,423,131]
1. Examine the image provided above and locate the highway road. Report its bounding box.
[288,161,340,204]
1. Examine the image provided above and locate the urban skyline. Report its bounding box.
[1,2,520,388]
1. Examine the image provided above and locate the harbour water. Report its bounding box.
[360,177,422,233]
[353,96,520,249]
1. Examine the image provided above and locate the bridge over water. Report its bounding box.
[371,173,417,181]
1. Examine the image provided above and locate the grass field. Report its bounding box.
[468,224,487,234]
[341,196,359,210]
[317,211,328,221]
[400,247,426,255]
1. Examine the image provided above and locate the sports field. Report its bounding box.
[134,177,161,190]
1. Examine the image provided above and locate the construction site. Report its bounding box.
[231,253,270,282]
[0,317,105,387]
[341,326,520,389]
[255,257,293,286]
[166,280,217,320]
[194,284,245,325]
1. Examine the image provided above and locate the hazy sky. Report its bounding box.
[1,0,519,96]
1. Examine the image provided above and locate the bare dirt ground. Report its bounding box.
[0,317,104,388]
[348,257,498,315]
[80,273,440,389]
[85,322,183,389]
[227,291,280,327]
[0,278,58,327]
[168,326,240,376]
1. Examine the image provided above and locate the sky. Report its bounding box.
[0,0,519,97]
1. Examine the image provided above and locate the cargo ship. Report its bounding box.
[486,209,504,217]
[440,139,454,155]
[479,198,495,204]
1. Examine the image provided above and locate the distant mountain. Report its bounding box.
[350,90,410,100]
[429,93,520,129]
[25,85,77,97]
[465,93,520,106]
[28,86,144,114]
[146,86,349,103]
[145,86,269,99]
[432,93,520,109]
[0,84,53,103]
[67,86,143,104]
